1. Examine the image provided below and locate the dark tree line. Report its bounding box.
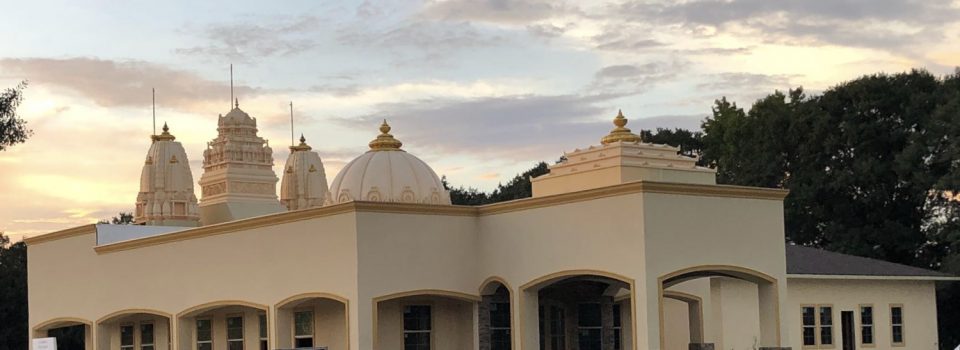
[445,69,960,348]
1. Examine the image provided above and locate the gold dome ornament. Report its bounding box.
[368,120,404,151]
[151,122,176,142]
[600,110,642,144]
[290,134,313,152]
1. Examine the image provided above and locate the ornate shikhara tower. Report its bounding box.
[198,99,283,225]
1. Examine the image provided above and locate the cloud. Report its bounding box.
[696,72,798,91]
[420,0,571,25]
[335,93,613,160]
[0,57,257,111]
[337,20,505,65]
[590,59,689,95]
[613,0,960,51]
[176,16,323,63]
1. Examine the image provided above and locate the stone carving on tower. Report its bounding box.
[279,135,328,210]
[135,123,200,226]
[198,99,283,225]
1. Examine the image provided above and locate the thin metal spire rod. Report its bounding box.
[152,88,156,135]
[289,101,295,147]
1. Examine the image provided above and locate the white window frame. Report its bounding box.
[801,304,835,348]
[859,305,874,347]
[196,318,213,350]
[890,304,905,347]
[139,322,155,350]
[293,309,315,348]
[402,304,432,350]
[226,314,244,350]
[120,323,136,350]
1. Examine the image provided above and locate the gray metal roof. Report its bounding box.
[786,244,955,278]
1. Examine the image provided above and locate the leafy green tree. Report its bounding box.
[0,81,31,151]
[0,233,27,350]
[640,128,705,164]
[445,162,550,205]
[98,212,135,225]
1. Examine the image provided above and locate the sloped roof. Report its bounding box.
[786,244,955,278]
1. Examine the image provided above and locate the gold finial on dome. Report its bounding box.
[600,109,641,144]
[290,133,312,152]
[151,122,176,142]
[368,119,403,151]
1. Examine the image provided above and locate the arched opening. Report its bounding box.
[33,318,93,350]
[662,291,704,350]
[177,301,269,350]
[96,310,172,350]
[373,290,479,350]
[275,293,349,350]
[521,271,635,350]
[658,266,780,350]
[479,278,513,350]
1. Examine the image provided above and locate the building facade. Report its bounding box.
[26,110,957,350]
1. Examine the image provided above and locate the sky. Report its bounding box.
[1,0,959,241]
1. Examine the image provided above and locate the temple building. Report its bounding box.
[25,108,958,350]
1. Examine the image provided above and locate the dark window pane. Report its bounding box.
[141,346,154,350]
[891,307,903,324]
[404,305,431,331]
[578,328,602,350]
[260,340,268,350]
[614,329,622,350]
[121,325,134,346]
[821,326,833,345]
[578,304,601,327]
[893,325,903,343]
[820,307,833,326]
[861,326,873,344]
[404,332,430,350]
[295,337,314,348]
[491,302,511,328]
[492,329,511,350]
[227,316,244,340]
[140,323,154,346]
[198,343,212,350]
[802,328,816,346]
[259,314,267,338]
[613,304,621,327]
[802,307,815,326]
[228,341,244,350]
[196,319,212,342]
[861,306,873,325]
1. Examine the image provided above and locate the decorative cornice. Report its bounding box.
[23,224,96,246]
[26,181,785,252]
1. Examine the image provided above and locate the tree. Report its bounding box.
[0,81,31,151]
[640,128,705,164]
[98,212,134,225]
[0,233,28,350]
[445,162,550,205]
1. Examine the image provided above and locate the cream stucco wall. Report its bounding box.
[28,212,360,350]
[376,296,474,350]
[785,278,939,350]
[663,298,691,350]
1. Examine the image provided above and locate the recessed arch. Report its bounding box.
[519,269,639,350]
[176,300,269,319]
[479,276,513,296]
[663,290,705,344]
[274,292,350,350]
[372,289,480,350]
[96,309,173,324]
[657,264,782,349]
[33,317,93,332]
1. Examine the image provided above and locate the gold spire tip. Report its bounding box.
[152,121,175,141]
[369,119,403,151]
[601,109,641,145]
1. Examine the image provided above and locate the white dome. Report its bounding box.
[327,121,451,205]
[135,123,200,226]
[280,135,329,210]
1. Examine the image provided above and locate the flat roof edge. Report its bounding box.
[787,273,960,281]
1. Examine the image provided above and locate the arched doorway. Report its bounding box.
[275,293,349,350]
[177,301,269,350]
[373,290,479,350]
[33,318,92,350]
[661,291,704,350]
[658,266,781,350]
[479,278,514,350]
[521,271,635,350]
[96,310,172,350]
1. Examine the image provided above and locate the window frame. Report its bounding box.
[293,308,315,349]
[225,314,245,350]
[402,303,433,350]
[612,303,623,350]
[489,301,511,350]
[195,318,213,350]
[858,304,874,347]
[139,321,155,350]
[800,304,835,349]
[890,304,905,347]
[576,302,603,350]
[120,323,136,350]
[258,313,269,350]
